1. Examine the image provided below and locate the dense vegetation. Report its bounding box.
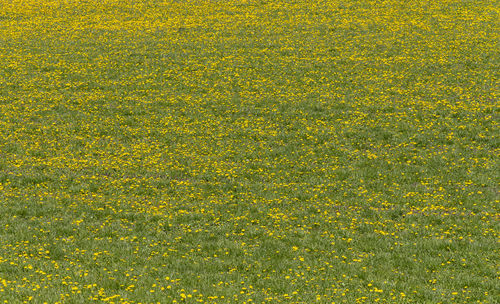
[0,0,498,303]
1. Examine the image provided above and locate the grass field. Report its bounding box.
[0,0,498,303]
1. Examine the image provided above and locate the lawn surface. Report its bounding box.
[0,0,498,303]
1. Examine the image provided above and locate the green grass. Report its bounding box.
[0,0,498,303]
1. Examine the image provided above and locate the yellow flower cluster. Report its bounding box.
[0,0,498,303]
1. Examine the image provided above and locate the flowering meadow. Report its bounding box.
[0,0,498,303]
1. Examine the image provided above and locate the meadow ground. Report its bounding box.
[0,0,498,303]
